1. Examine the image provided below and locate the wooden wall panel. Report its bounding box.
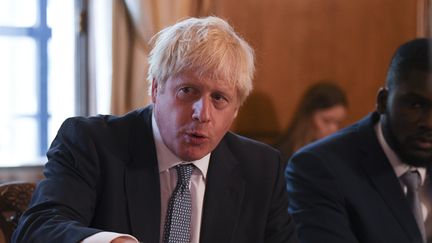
[211,0,418,144]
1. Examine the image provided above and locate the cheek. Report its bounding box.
[384,113,410,145]
[313,115,325,130]
[314,118,334,138]
[391,118,412,141]
[388,107,417,131]
[169,110,191,132]
[215,111,237,132]
[155,106,183,136]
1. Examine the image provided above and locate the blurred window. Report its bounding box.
[0,0,76,166]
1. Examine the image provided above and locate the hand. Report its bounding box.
[111,236,139,243]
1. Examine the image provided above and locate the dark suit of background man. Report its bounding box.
[12,16,298,243]
[286,38,432,243]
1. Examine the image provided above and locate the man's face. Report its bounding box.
[152,72,239,162]
[378,70,432,167]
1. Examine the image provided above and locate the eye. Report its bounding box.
[177,87,197,100]
[179,87,192,94]
[213,93,226,101]
[410,101,424,109]
[212,93,229,108]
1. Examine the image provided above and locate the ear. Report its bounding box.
[376,87,388,114]
[151,79,158,103]
[234,108,238,118]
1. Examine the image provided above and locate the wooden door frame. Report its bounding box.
[418,0,432,37]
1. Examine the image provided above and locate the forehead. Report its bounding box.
[315,105,347,119]
[171,72,238,93]
[395,70,432,93]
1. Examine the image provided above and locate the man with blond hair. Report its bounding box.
[13,16,298,243]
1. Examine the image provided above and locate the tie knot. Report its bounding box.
[175,164,193,186]
[401,170,422,190]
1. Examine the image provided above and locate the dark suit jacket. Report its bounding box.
[286,112,427,243]
[12,105,297,243]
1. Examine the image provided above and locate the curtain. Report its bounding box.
[87,0,113,115]
[111,0,213,115]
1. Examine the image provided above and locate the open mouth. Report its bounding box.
[186,132,209,144]
[191,133,206,138]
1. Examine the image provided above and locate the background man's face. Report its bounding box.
[152,72,239,161]
[380,70,432,167]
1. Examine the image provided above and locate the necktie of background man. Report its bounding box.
[401,170,426,243]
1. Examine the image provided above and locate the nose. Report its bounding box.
[192,97,211,123]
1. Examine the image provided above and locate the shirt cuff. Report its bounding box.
[82,232,139,243]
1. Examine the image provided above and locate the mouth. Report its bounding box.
[185,131,209,145]
[412,137,432,150]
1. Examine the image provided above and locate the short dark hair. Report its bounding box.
[386,38,432,89]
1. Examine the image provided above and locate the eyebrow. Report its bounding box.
[400,92,432,104]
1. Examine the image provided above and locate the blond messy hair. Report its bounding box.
[147,16,255,105]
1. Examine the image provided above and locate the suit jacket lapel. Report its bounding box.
[199,138,245,243]
[359,113,423,243]
[125,107,161,243]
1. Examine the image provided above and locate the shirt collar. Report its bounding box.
[375,120,426,183]
[151,112,210,179]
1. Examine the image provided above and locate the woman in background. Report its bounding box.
[275,82,348,165]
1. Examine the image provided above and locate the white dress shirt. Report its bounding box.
[152,113,210,243]
[83,112,209,243]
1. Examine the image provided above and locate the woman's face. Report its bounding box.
[312,105,347,139]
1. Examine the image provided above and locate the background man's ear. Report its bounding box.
[376,87,388,114]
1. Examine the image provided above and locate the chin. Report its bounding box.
[400,151,432,168]
[181,150,210,162]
